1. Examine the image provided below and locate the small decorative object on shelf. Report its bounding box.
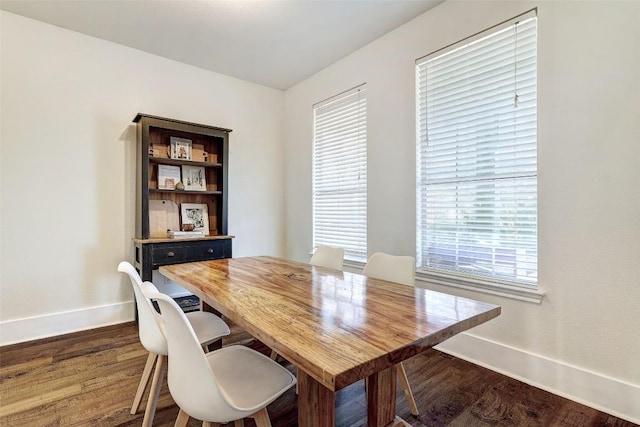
[181,202,209,235]
[167,230,205,239]
[170,136,192,160]
[158,164,181,190]
[181,165,207,191]
[175,181,185,190]
[151,144,169,158]
[192,143,207,162]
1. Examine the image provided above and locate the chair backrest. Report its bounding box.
[362,252,416,287]
[309,245,345,270]
[117,261,167,355]
[141,287,246,422]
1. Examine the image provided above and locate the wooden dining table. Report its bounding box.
[159,256,501,427]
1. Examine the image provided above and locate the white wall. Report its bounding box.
[0,12,285,343]
[2,1,639,422]
[284,0,640,422]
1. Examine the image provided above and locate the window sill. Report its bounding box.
[342,259,543,304]
[415,270,544,304]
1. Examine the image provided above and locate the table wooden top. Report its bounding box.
[160,256,500,392]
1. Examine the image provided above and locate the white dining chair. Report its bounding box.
[309,245,345,270]
[142,285,297,427]
[118,261,230,427]
[362,252,419,416]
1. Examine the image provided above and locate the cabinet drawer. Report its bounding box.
[190,240,227,261]
[151,240,229,268]
[151,244,191,267]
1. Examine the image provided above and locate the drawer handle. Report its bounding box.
[167,251,175,257]
[207,249,214,254]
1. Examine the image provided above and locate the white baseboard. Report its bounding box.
[0,301,135,346]
[435,333,640,424]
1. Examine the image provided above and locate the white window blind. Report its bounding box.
[313,85,367,262]
[416,12,537,286]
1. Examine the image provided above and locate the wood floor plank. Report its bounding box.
[1,384,82,416]
[0,355,53,378]
[116,347,148,363]
[1,342,144,405]
[0,324,135,366]
[0,322,636,427]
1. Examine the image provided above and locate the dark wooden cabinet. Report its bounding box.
[132,114,234,281]
[135,238,233,280]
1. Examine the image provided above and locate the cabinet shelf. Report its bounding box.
[149,156,223,168]
[134,235,235,244]
[149,189,223,195]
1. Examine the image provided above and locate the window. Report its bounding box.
[416,12,537,287]
[313,85,367,262]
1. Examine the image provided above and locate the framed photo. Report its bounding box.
[181,165,207,191]
[157,164,181,190]
[181,203,209,235]
[170,136,192,160]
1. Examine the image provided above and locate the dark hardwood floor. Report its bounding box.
[0,322,635,427]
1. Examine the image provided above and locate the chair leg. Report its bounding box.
[142,354,166,427]
[250,408,272,427]
[397,362,419,416]
[131,352,157,415]
[234,419,245,427]
[174,408,190,427]
[202,422,220,427]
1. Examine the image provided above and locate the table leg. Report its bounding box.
[366,365,397,427]
[297,370,336,427]
[200,300,223,351]
[200,300,221,316]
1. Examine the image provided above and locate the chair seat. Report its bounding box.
[186,311,230,346]
[208,345,296,412]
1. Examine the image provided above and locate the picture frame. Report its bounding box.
[157,164,181,190]
[181,165,207,191]
[170,136,192,160]
[181,203,209,235]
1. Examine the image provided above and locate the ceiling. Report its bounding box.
[1,0,443,90]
